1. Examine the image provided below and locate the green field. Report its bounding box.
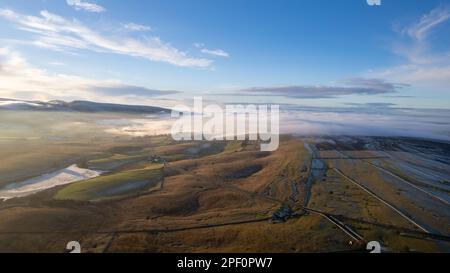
[54,164,164,202]
[222,141,244,154]
[87,154,149,171]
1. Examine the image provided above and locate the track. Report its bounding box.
[333,149,449,206]
[303,207,364,243]
[333,167,430,233]
[364,160,450,206]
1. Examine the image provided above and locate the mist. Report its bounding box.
[280,106,450,141]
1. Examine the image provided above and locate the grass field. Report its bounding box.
[54,164,164,202]
[87,154,149,171]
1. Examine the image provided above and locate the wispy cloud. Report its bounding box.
[405,6,450,42]
[201,48,229,58]
[0,9,212,68]
[66,0,105,13]
[194,43,229,58]
[0,47,179,103]
[373,6,450,88]
[122,22,152,32]
[235,78,405,99]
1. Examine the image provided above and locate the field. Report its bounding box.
[54,164,164,202]
[0,110,449,253]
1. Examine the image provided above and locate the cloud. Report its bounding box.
[372,6,450,88]
[91,85,179,97]
[201,48,230,58]
[399,5,450,64]
[373,63,450,86]
[195,43,229,58]
[49,61,65,66]
[237,78,405,99]
[0,47,179,103]
[0,9,212,68]
[280,105,450,141]
[66,0,105,13]
[343,102,397,108]
[405,5,450,42]
[122,23,152,32]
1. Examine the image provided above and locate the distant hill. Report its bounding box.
[0,98,169,114]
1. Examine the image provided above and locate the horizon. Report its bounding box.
[0,0,449,110]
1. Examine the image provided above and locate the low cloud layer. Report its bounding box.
[91,103,450,142]
[0,9,212,68]
[280,105,450,141]
[238,78,406,99]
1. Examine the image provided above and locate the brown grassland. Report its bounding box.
[0,111,449,252]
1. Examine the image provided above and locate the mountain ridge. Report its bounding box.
[0,98,169,114]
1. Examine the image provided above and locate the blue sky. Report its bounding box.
[0,0,449,109]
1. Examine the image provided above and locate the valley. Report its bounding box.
[0,111,448,252]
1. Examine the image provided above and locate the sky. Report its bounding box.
[0,0,449,110]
